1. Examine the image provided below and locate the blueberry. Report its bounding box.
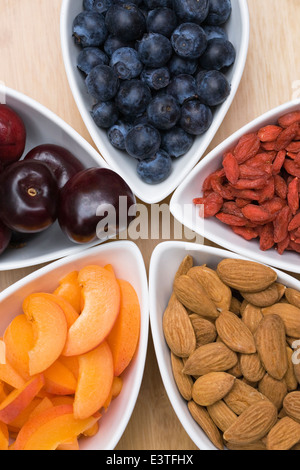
[138,33,173,68]
[202,25,227,41]
[199,38,236,71]
[110,47,143,79]
[206,0,232,25]
[137,149,172,184]
[107,121,132,149]
[105,3,146,42]
[167,54,198,76]
[77,47,109,75]
[125,124,161,160]
[173,0,209,24]
[115,80,152,116]
[167,74,197,104]
[180,100,213,135]
[83,0,113,14]
[72,11,108,48]
[144,0,172,8]
[141,67,170,90]
[113,0,143,5]
[171,23,207,59]
[147,94,181,130]
[161,127,194,158]
[146,8,177,38]
[91,101,119,128]
[86,64,120,101]
[104,35,134,57]
[196,70,230,106]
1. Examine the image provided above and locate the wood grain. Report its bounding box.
[0,0,299,450]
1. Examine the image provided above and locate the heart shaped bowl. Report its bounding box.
[170,99,300,274]
[60,0,249,204]
[149,241,300,450]
[0,240,149,450]
[0,86,128,271]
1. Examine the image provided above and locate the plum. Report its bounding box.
[24,144,86,189]
[0,221,12,256]
[0,105,26,166]
[58,168,136,244]
[0,161,59,233]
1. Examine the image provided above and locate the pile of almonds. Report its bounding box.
[163,256,300,450]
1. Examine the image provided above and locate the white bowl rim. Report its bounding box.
[170,98,300,274]
[149,240,300,451]
[0,240,149,450]
[60,0,250,204]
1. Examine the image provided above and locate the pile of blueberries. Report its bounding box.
[73,0,235,184]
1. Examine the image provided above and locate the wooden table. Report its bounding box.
[0,0,299,450]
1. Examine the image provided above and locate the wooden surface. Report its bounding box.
[0,0,299,450]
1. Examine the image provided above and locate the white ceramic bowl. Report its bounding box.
[0,86,126,271]
[60,0,249,204]
[170,99,300,274]
[0,240,149,450]
[149,241,300,451]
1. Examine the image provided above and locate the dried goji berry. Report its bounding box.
[233,133,261,164]
[288,240,300,253]
[258,125,282,142]
[274,174,288,200]
[261,197,286,214]
[274,122,299,151]
[286,141,300,153]
[261,141,276,151]
[193,192,223,218]
[242,204,273,224]
[216,212,248,226]
[222,202,244,218]
[232,188,261,201]
[287,177,299,215]
[284,159,300,178]
[274,206,292,243]
[222,152,240,184]
[272,150,286,175]
[259,223,275,251]
[288,212,300,231]
[278,111,300,128]
[211,176,235,200]
[277,235,290,255]
[239,165,269,179]
[257,177,275,203]
[231,226,259,241]
[231,177,267,190]
[202,169,225,192]
[236,198,251,208]
[245,152,275,167]
[295,153,300,167]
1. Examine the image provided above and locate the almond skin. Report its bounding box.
[224,379,269,415]
[240,353,265,383]
[267,417,300,450]
[207,400,238,433]
[216,310,256,354]
[217,259,277,293]
[262,303,300,338]
[258,374,288,410]
[283,392,300,423]
[241,304,263,334]
[285,287,300,309]
[188,400,224,450]
[223,401,278,445]
[240,283,281,307]
[173,275,219,319]
[192,372,235,407]
[188,266,232,312]
[183,342,238,376]
[189,314,217,347]
[255,315,288,381]
[171,352,193,401]
[175,255,194,280]
[284,347,298,392]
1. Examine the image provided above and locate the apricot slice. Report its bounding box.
[63,266,121,357]
[35,293,79,328]
[57,438,79,451]
[54,271,82,314]
[0,340,6,365]
[0,375,45,424]
[59,356,79,380]
[74,341,114,420]
[29,397,53,419]
[14,405,99,450]
[4,315,34,380]
[83,422,99,437]
[43,360,77,396]
[0,422,9,450]
[22,294,68,375]
[0,360,26,389]
[103,376,123,411]
[50,396,74,407]
[107,280,140,376]
[9,398,42,430]
[0,381,7,402]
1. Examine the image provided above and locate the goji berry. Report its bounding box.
[258,125,282,142]
[233,133,261,164]
[231,188,261,201]
[231,226,259,241]
[261,141,276,151]
[259,223,275,251]
[242,204,273,224]
[257,177,275,203]
[277,235,290,255]
[239,165,269,179]
[236,198,251,208]
[274,122,299,151]
[288,240,300,253]
[274,174,288,200]
[245,152,275,167]
[288,212,300,231]
[211,176,235,200]
[193,192,223,218]
[222,202,244,218]
[287,177,299,215]
[284,159,300,178]
[222,152,239,184]
[231,177,267,190]
[278,111,300,128]
[286,141,300,153]
[216,212,248,226]
[274,206,292,243]
[202,169,225,192]
[261,197,286,214]
[272,150,286,175]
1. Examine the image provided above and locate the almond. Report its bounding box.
[230,297,241,316]
[284,347,298,392]
[258,374,288,410]
[171,352,193,401]
[240,283,281,307]
[175,255,194,280]
[262,303,300,338]
[188,266,232,312]
[207,400,238,433]
[189,314,217,347]
[225,440,267,451]
[240,353,265,383]
[216,310,256,354]
[163,294,196,358]
[183,342,238,376]
[285,287,300,309]
[224,379,269,415]
[173,275,219,319]
[255,315,288,381]
[187,400,224,450]
[267,417,300,450]
[283,392,300,423]
[217,259,277,293]
[227,362,243,379]
[241,304,263,334]
[223,401,277,445]
[192,372,235,407]
[292,341,300,384]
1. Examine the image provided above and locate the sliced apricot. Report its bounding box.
[14,405,99,450]
[74,341,114,420]
[4,315,34,380]
[59,356,79,380]
[0,375,45,424]
[54,271,82,314]
[0,340,6,365]
[0,422,9,450]
[29,397,53,419]
[43,359,77,396]
[107,280,140,376]
[103,376,123,411]
[0,360,26,389]
[50,396,74,407]
[57,438,79,451]
[83,421,99,437]
[8,398,42,430]
[35,293,79,328]
[0,381,7,402]
[22,294,68,375]
[63,266,121,357]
